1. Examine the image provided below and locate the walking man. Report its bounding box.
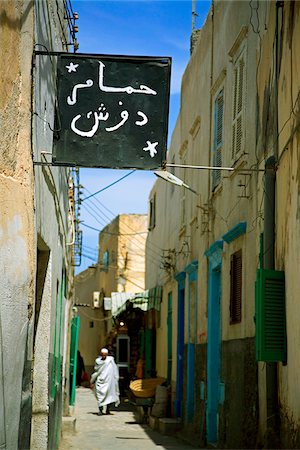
[90,348,120,415]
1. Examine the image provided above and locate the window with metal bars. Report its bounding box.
[230,249,242,324]
[212,89,224,189]
[232,50,246,160]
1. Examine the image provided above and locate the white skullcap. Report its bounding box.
[100,348,109,353]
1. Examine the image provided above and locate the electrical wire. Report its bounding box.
[82,248,98,258]
[81,222,147,236]
[81,215,161,269]
[83,187,164,253]
[82,170,136,201]
[83,243,98,252]
[82,201,108,229]
[81,253,97,262]
[81,192,162,263]
[81,200,148,254]
[76,307,112,322]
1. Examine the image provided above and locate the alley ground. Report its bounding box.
[59,387,198,450]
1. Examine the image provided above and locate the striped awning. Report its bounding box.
[111,286,162,317]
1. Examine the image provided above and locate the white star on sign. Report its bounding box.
[66,62,79,73]
[143,141,158,158]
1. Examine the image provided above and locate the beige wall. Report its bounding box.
[253,1,300,440]
[0,3,35,447]
[0,1,73,448]
[146,0,300,444]
[273,1,300,435]
[146,0,260,382]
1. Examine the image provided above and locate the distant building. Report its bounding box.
[98,213,148,294]
[75,214,148,375]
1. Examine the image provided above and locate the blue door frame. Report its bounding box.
[205,241,223,445]
[174,271,186,417]
[186,261,198,422]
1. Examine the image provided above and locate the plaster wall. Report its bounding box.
[145,1,262,446]
[98,216,119,294]
[0,0,73,448]
[31,0,73,446]
[0,2,35,448]
[206,0,259,342]
[275,2,300,444]
[146,0,259,361]
[253,2,300,445]
[119,214,147,292]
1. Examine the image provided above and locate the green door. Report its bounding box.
[69,316,80,406]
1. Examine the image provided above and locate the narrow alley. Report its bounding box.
[59,387,197,450]
[2,1,300,449]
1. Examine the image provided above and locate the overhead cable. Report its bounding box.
[82,170,136,201]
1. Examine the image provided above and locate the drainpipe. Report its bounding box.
[264,156,279,437]
[263,0,283,442]
[263,156,276,270]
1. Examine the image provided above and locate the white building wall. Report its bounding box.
[0,1,73,448]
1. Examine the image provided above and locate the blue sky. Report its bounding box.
[72,0,211,272]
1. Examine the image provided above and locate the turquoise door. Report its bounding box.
[205,240,223,445]
[207,266,221,444]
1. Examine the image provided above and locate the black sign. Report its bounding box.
[52,53,171,169]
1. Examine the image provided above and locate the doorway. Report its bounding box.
[174,271,186,417]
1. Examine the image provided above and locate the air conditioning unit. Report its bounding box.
[93,291,100,309]
[104,297,112,311]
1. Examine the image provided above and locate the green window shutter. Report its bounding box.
[255,269,287,362]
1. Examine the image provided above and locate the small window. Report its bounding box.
[149,194,156,230]
[230,250,242,324]
[103,250,109,272]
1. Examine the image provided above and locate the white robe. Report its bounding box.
[91,355,120,408]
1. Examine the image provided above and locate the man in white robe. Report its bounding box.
[90,348,120,415]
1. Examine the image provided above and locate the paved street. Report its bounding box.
[59,387,197,450]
